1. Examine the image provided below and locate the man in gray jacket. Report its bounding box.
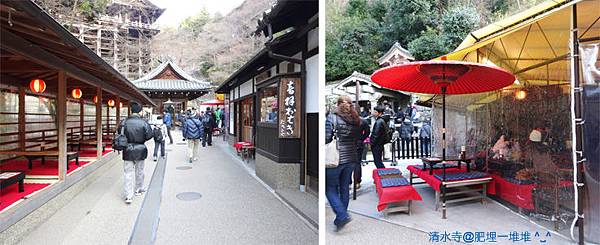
[117,102,153,204]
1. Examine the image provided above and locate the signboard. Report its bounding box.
[278,77,301,138]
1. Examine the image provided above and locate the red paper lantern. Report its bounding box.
[71,88,82,99]
[29,79,46,93]
[107,99,115,107]
[119,102,123,108]
[93,96,98,103]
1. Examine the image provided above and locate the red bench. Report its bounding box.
[373,168,422,215]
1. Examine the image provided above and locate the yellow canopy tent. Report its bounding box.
[420,0,599,110]
[423,1,599,243]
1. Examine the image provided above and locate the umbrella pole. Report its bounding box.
[441,86,447,219]
[442,87,446,162]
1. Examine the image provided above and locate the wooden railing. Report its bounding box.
[392,137,432,159]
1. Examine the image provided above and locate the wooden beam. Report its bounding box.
[0,29,140,103]
[18,86,25,150]
[96,87,102,158]
[57,70,67,180]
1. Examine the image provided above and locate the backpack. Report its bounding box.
[153,126,163,142]
[381,119,393,144]
[112,121,128,151]
[202,115,211,127]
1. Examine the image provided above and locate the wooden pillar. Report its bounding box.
[79,100,84,139]
[18,87,25,150]
[96,87,102,158]
[57,71,67,180]
[106,105,110,136]
[116,97,121,127]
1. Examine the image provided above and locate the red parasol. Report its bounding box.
[371,60,515,160]
[201,99,224,106]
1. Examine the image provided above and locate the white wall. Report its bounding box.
[305,54,319,113]
[239,79,253,98]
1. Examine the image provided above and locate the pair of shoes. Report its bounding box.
[335,217,352,232]
[135,189,146,196]
[161,156,166,159]
[189,158,192,163]
[193,158,198,161]
[125,198,133,204]
[355,182,361,189]
[153,156,157,162]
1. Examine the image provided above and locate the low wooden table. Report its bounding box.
[0,171,25,192]
[0,151,79,169]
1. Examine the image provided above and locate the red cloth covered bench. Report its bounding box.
[373,168,422,214]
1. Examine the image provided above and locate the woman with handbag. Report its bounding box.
[325,95,360,231]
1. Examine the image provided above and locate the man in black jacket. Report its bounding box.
[117,102,153,204]
[355,118,370,188]
[202,107,217,146]
[370,105,387,169]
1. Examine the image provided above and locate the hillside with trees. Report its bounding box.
[149,0,273,85]
[326,0,546,81]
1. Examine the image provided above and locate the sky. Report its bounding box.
[150,0,245,28]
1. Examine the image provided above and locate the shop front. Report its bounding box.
[216,0,318,196]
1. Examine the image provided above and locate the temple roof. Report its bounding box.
[377,41,414,66]
[132,60,212,91]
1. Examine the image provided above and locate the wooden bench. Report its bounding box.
[68,138,106,152]
[0,171,25,192]
[0,151,79,169]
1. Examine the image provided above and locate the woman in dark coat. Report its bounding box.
[325,95,360,231]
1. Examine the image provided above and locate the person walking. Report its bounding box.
[399,118,414,157]
[181,109,204,163]
[163,110,174,144]
[215,107,222,129]
[117,102,153,204]
[420,120,432,156]
[202,107,216,146]
[325,95,360,231]
[370,105,388,169]
[152,116,168,161]
[354,117,370,189]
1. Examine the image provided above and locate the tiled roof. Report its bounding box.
[132,79,210,91]
[132,60,211,91]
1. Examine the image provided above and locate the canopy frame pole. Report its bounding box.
[570,4,585,244]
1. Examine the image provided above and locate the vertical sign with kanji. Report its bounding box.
[279,77,301,138]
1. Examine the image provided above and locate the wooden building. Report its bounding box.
[132,60,212,113]
[35,0,165,80]
[216,0,319,195]
[0,0,153,238]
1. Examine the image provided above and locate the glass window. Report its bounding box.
[259,84,278,123]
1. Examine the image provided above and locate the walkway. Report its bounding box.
[20,130,316,244]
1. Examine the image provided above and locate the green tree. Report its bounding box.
[77,0,109,21]
[441,6,480,49]
[326,16,382,81]
[180,8,211,36]
[380,0,433,48]
[407,28,449,61]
